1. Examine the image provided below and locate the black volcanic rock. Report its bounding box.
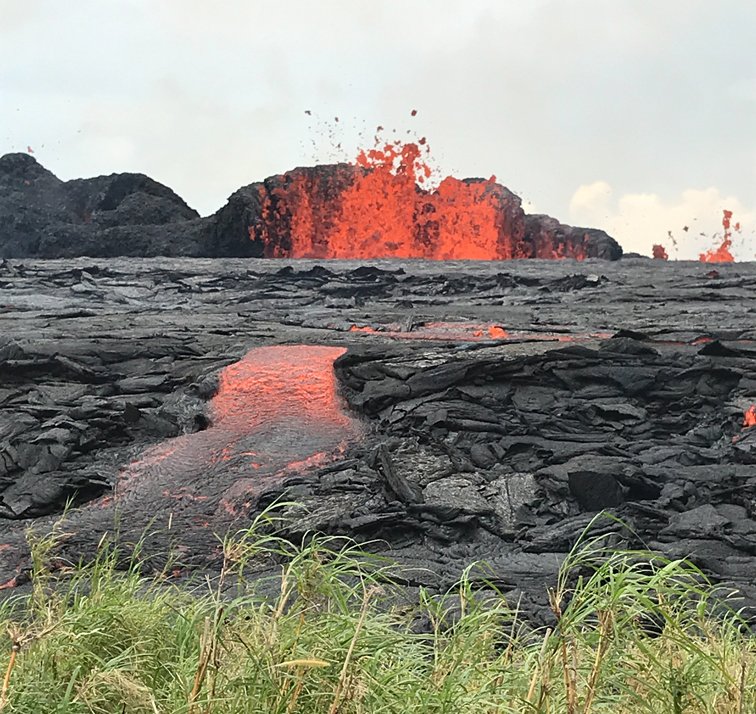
[0,153,70,255]
[64,172,198,225]
[0,153,205,258]
[524,214,623,260]
[200,183,266,257]
[1,153,624,260]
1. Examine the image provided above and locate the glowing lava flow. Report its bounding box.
[211,345,356,438]
[745,406,756,428]
[116,346,361,518]
[349,322,509,341]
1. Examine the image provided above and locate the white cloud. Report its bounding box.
[568,181,613,218]
[569,182,756,260]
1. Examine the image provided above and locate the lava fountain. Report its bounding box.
[250,137,612,260]
[699,210,738,263]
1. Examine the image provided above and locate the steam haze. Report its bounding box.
[1,0,755,258]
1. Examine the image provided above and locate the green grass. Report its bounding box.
[0,510,753,713]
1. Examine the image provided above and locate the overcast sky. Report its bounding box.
[2,0,755,258]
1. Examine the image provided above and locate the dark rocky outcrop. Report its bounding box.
[0,153,207,258]
[524,214,623,260]
[1,153,623,260]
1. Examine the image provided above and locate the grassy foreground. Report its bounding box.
[0,513,753,713]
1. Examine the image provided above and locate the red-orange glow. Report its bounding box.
[472,325,509,339]
[652,244,669,260]
[744,406,756,428]
[211,345,356,433]
[0,577,19,590]
[700,210,736,263]
[115,346,362,518]
[350,321,510,341]
[346,322,612,343]
[253,139,591,260]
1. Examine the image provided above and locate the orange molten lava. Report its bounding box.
[116,346,361,517]
[699,210,736,263]
[260,140,526,260]
[652,244,669,260]
[473,325,510,339]
[346,322,612,343]
[349,321,510,341]
[211,345,355,433]
[744,405,756,428]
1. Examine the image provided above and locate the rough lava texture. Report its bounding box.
[0,256,754,623]
[523,214,622,261]
[0,153,622,260]
[0,153,206,258]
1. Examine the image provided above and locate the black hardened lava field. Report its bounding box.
[1,256,755,622]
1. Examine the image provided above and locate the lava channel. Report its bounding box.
[116,345,362,520]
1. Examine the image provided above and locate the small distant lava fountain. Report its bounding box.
[700,210,738,263]
[655,209,749,262]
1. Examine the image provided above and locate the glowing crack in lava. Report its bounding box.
[252,139,595,260]
[347,321,611,343]
[117,346,361,519]
[349,321,510,341]
[699,210,737,263]
[745,406,756,429]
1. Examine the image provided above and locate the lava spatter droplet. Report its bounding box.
[652,244,669,260]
